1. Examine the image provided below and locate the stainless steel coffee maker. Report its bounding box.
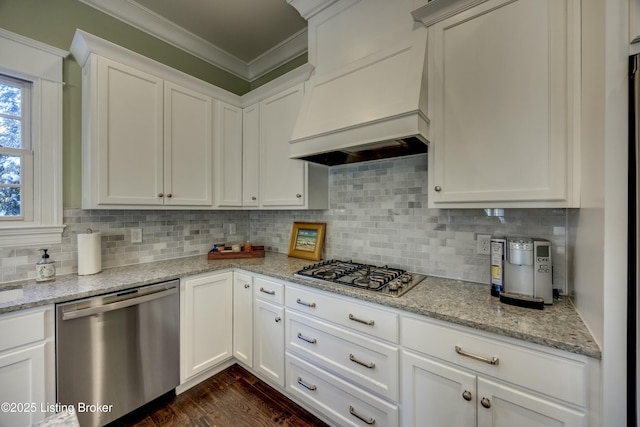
[501,237,553,308]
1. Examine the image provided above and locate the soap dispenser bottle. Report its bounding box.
[36,249,56,282]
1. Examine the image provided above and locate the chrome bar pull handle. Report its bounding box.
[349,313,375,326]
[297,332,317,344]
[260,287,275,295]
[349,405,375,425]
[296,298,316,308]
[455,346,499,365]
[297,377,317,391]
[349,353,375,369]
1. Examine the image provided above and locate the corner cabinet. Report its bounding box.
[418,0,581,208]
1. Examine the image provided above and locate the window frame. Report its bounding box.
[0,74,33,222]
[0,29,66,247]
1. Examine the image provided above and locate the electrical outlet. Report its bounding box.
[131,228,142,244]
[229,223,236,235]
[476,234,491,255]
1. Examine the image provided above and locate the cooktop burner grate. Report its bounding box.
[295,259,425,297]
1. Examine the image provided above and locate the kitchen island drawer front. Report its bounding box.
[401,315,588,407]
[254,276,284,305]
[286,310,399,400]
[286,285,399,343]
[286,353,399,427]
[0,307,47,352]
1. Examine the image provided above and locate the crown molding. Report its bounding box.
[79,0,308,82]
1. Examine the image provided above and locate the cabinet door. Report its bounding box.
[260,84,306,206]
[428,0,578,208]
[97,56,164,205]
[215,100,243,207]
[477,378,586,427]
[401,350,476,427]
[242,103,260,207]
[233,272,253,366]
[164,81,213,206]
[254,298,285,386]
[0,344,47,426]
[181,272,233,382]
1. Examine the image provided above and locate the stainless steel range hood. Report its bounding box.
[288,4,429,166]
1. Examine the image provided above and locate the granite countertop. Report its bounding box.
[0,253,601,359]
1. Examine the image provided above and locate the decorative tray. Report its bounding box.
[207,246,265,260]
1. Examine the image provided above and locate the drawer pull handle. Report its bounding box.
[349,405,375,425]
[297,332,317,344]
[481,397,491,409]
[297,377,317,391]
[455,346,499,366]
[296,298,316,308]
[462,390,472,401]
[349,314,375,326]
[260,287,276,295]
[349,353,375,369]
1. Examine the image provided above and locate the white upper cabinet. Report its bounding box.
[90,56,164,207]
[260,84,307,207]
[632,0,640,46]
[242,103,261,207]
[164,82,213,206]
[81,56,214,209]
[259,84,328,209]
[420,0,581,208]
[214,100,243,207]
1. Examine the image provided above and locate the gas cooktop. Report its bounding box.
[294,259,426,298]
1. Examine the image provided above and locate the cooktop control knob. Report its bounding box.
[401,274,411,284]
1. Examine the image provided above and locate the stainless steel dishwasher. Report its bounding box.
[56,280,179,427]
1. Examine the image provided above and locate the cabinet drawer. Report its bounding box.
[401,316,588,407]
[286,310,399,401]
[254,277,284,305]
[0,308,47,353]
[286,286,399,343]
[286,353,398,427]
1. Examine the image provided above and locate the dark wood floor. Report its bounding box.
[108,364,330,427]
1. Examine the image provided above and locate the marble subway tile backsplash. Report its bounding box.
[0,210,249,283]
[1,154,568,291]
[250,154,568,290]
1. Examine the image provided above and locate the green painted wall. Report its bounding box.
[0,0,307,208]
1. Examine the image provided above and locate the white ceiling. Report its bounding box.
[79,0,309,81]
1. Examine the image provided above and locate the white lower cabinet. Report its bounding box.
[253,277,285,386]
[180,271,233,382]
[0,306,54,427]
[287,352,399,427]
[400,315,589,427]
[233,272,253,366]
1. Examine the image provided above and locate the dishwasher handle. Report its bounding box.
[62,287,177,320]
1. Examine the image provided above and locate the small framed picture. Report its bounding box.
[288,222,326,261]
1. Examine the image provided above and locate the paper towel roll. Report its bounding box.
[78,231,102,275]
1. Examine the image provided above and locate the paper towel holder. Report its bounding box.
[78,228,102,276]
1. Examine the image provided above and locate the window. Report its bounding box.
[0,75,32,221]
[0,29,66,247]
